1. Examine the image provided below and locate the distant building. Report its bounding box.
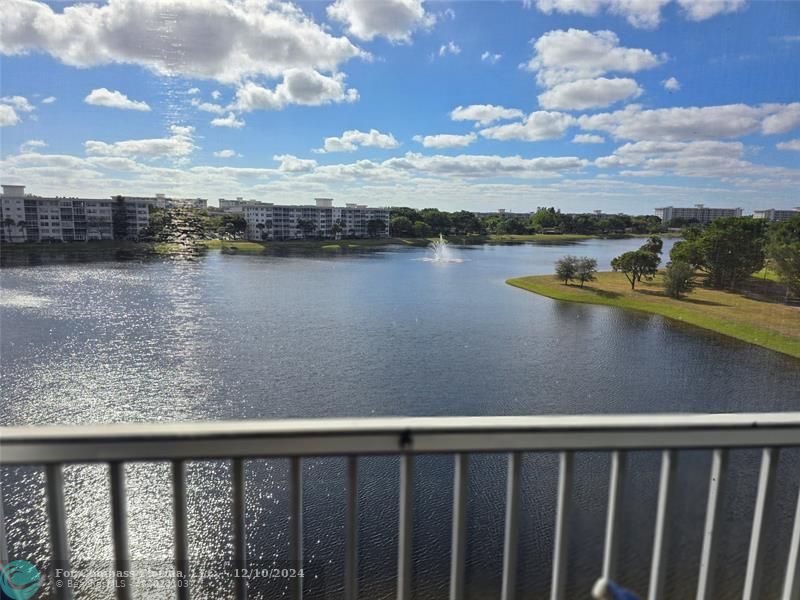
[474,209,533,219]
[218,197,268,213]
[0,185,153,243]
[655,204,742,225]
[753,208,799,222]
[243,198,390,241]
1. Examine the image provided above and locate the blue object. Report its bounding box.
[606,580,641,600]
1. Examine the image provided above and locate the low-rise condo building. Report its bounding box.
[0,185,153,243]
[753,208,800,222]
[243,198,390,241]
[655,204,743,225]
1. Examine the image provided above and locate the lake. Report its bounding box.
[1,238,799,599]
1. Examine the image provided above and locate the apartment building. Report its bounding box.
[753,208,800,222]
[654,204,743,225]
[243,198,390,241]
[0,185,153,243]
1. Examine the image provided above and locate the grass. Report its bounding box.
[507,271,800,359]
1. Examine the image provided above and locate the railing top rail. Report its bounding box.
[3,413,800,465]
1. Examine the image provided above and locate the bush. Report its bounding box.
[663,261,695,299]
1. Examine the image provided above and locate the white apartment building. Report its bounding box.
[753,208,800,222]
[243,198,390,241]
[655,204,743,225]
[0,185,153,243]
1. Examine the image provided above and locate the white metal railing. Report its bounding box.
[2,413,800,600]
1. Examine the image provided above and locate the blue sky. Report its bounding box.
[0,0,798,214]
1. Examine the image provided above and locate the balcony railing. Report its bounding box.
[2,413,800,600]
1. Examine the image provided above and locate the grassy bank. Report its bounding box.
[202,237,430,251]
[507,271,800,359]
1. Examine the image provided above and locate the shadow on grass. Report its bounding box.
[573,285,622,299]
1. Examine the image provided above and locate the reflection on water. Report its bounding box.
[1,240,799,599]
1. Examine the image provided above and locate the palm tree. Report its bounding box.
[2,218,14,242]
[256,222,265,240]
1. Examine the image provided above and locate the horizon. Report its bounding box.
[1,0,799,213]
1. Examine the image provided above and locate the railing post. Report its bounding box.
[109,461,131,600]
[783,483,800,600]
[45,464,72,600]
[232,458,248,600]
[290,457,303,600]
[344,456,359,600]
[696,449,728,600]
[397,454,414,600]
[501,452,521,600]
[551,451,574,600]
[602,451,626,581]
[449,454,469,600]
[172,460,189,600]
[743,448,780,600]
[648,449,677,600]
[0,479,7,566]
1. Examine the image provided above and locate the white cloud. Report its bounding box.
[232,69,358,111]
[1,95,35,112]
[481,51,502,64]
[1,0,365,84]
[326,0,435,42]
[578,103,800,141]
[675,0,746,21]
[214,149,240,158]
[20,139,47,152]
[41,96,56,104]
[761,103,800,135]
[777,139,800,151]
[480,111,576,142]
[538,77,641,110]
[662,77,681,91]
[450,104,525,126]
[187,87,200,95]
[84,125,197,159]
[0,105,20,127]
[210,113,245,128]
[191,98,226,114]
[382,152,588,178]
[211,90,221,100]
[413,133,477,148]
[531,0,744,29]
[317,129,400,153]
[526,29,666,87]
[84,88,151,111]
[439,41,461,57]
[573,134,605,144]
[274,154,317,173]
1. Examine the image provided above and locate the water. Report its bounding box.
[1,238,799,599]
[421,234,463,263]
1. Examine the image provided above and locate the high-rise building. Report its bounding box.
[655,204,742,225]
[753,208,800,222]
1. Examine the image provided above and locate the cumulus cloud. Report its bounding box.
[326,0,435,42]
[274,154,317,173]
[450,104,524,126]
[191,98,226,114]
[316,129,399,153]
[662,77,681,91]
[41,96,56,104]
[572,134,605,144]
[777,139,800,151]
[0,0,365,84]
[84,125,197,159]
[0,105,20,127]
[761,103,800,135]
[526,29,666,88]
[438,41,461,57]
[187,88,200,95]
[84,88,151,111]
[1,95,35,112]
[413,133,477,148]
[214,149,240,158]
[480,111,576,142]
[211,90,222,100]
[538,77,642,110]
[210,113,245,128]
[481,51,502,64]
[20,139,47,152]
[531,0,745,29]
[232,69,358,111]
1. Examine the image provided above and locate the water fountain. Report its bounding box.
[422,233,463,263]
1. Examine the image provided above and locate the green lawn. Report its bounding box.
[507,271,800,359]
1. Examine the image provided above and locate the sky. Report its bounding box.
[0,0,799,214]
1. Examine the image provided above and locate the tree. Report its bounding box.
[111,196,129,240]
[2,217,15,242]
[669,239,705,270]
[640,235,663,255]
[420,208,452,234]
[450,211,484,235]
[390,216,414,237]
[611,250,660,289]
[255,222,265,240]
[766,214,800,300]
[663,261,695,299]
[555,256,578,284]
[331,220,343,240]
[575,257,598,288]
[412,221,432,238]
[696,217,766,289]
[367,218,386,238]
[296,219,316,239]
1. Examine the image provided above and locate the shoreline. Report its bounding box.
[507,272,800,360]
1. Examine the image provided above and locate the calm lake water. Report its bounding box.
[1,238,799,599]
